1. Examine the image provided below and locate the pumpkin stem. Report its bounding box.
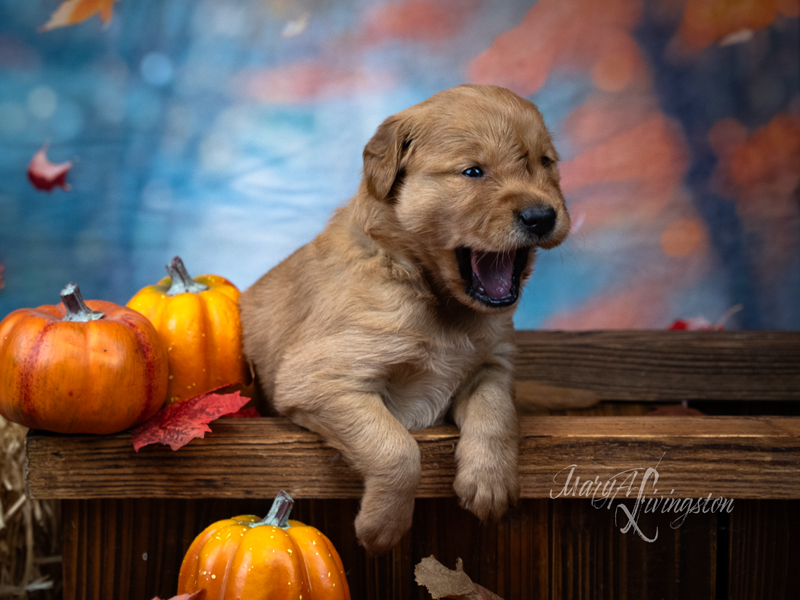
[251,491,294,529]
[60,283,104,322]
[165,256,209,296]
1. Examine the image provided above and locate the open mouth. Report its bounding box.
[455,247,529,308]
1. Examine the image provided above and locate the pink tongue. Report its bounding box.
[471,250,515,299]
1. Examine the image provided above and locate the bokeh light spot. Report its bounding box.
[28,86,58,119]
[140,52,174,87]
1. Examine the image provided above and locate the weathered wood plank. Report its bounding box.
[27,416,800,500]
[727,499,800,599]
[514,331,800,402]
[550,498,718,600]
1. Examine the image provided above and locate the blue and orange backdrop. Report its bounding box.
[0,0,798,330]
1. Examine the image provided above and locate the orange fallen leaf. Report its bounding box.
[27,144,72,191]
[40,0,118,32]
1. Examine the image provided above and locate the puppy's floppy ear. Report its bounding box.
[363,114,413,201]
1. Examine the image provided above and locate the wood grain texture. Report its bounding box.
[727,499,800,599]
[27,416,800,500]
[550,498,718,600]
[513,331,800,402]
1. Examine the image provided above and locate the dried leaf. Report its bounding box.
[0,264,5,290]
[415,556,504,600]
[130,389,250,452]
[27,145,72,191]
[40,0,118,32]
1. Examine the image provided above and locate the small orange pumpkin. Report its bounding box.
[127,256,249,404]
[178,491,350,600]
[0,283,168,434]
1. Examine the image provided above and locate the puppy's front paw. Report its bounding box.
[355,484,415,555]
[454,438,519,521]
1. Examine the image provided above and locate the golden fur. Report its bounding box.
[240,85,570,554]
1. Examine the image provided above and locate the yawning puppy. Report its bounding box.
[240,85,570,554]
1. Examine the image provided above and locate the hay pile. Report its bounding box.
[0,416,61,598]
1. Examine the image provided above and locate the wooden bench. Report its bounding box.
[25,331,800,599]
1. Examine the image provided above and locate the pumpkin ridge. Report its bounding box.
[198,295,214,389]
[319,532,350,599]
[18,319,50,427]
[287,530,315,598]
[116,322,154,426]
[216,523,249,599]
[0,312,27,422]
[287,526,349,599]
[178,519,240,593]
[119,310,168,423]
[201,295,241,387]
[72,316,111,433]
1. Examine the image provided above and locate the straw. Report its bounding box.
[0,416,61,598]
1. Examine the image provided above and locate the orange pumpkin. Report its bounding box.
[0,283,168,434]
[178,491,350,600]
[127,256,249,404]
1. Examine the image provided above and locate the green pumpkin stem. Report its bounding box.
[252,491,294,529]
[165,256,209,296]
[60,283,104,322]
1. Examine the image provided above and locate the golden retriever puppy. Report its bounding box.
[240,84,570,554]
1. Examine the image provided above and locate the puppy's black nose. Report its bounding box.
[519,206,557,237]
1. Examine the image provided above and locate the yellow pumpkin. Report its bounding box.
[0,283,168,434]
[178,491,350,600]
[127,256,249,404]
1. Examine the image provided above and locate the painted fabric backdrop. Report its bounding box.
[0,0,798,330]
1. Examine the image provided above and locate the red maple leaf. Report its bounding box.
[668,317,721,331]
[668,305,743,330]
[28,144,72,191]
[131,389,252,452]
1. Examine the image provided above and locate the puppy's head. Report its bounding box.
[360,85,570,313]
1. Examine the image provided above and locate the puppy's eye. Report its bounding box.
[462,167,484,178]
[540,156,554,168]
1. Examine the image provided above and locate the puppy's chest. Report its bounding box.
[381,341,485,431]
